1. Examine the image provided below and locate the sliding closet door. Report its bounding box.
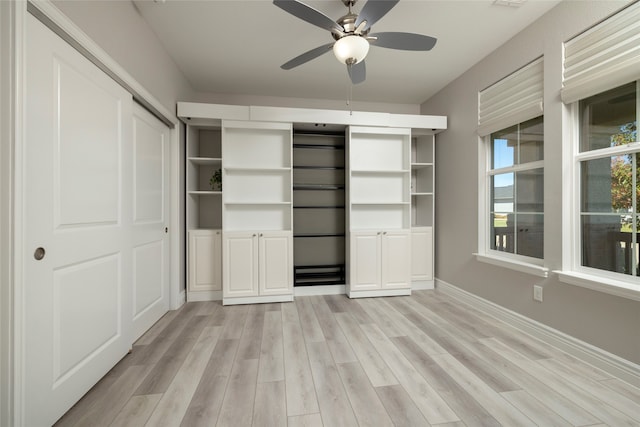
[131,103,171,340]
[24,14,133,426]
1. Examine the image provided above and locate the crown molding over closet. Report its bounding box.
[177,102,447,132]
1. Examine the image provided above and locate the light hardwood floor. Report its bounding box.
[55,290,640,427]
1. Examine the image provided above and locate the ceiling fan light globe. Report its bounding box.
[333,35,369,65]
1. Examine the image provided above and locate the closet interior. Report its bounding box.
[292,125,347,287]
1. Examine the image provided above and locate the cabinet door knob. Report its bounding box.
[383,231,387,235]
[259,233,263,237]
[377,232,381,235]
[34,247,46,260]
[253,234,257,237]
[165,227,168,233]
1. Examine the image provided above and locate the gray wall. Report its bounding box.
[52,0,195,112]
[421,0,640,364]
[52,1,420,115]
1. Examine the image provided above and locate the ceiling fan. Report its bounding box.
[274,0,437,85]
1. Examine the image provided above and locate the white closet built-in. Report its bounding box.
[179,103,445,304]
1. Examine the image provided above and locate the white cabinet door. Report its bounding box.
[24,15,133,426]
[131,103,171,341]
[411,227,433,281]
[258,231,293,296]
[350,231,382,291]
[223,232,259,298]
[381,230,411,289]
[189,230,222,292]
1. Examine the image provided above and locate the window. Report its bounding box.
[558,2,640,297]
[577,81,639,276]
[489,116,544,259]
[476,57,545,274]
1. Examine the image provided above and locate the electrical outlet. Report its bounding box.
[533,285,543,302]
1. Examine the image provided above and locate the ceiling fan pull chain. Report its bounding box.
[346,64,353,115]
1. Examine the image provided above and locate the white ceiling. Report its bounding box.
[133,0,561,105]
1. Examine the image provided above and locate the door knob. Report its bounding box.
[34,247,46,260]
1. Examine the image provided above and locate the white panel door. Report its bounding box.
[24,15,133,426]
[131,104,170,341]
[349,231,381,291]
[259,231,292,296]
[382,230,411,289]
[223,232,259,298]
[411,227,433,281]
[188,229,222,292]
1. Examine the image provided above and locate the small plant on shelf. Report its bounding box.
[210,169,222,191]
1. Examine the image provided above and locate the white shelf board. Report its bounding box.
[224,167,291,172]
[188,191,222,195]
[224,201,291,205]
[411,163,433,169]
[411,192,433,196]
[351,169,410,174]
[188,157,222,165]
[351,202,410,206]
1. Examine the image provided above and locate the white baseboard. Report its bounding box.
[187,290,222,302]
[175,290,186,308]
[412,280,434,290]
[348,288,412,298]
[223,294,294,306]
[435,278,640,388]
[295,285,346,296]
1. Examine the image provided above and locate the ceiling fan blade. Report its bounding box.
[273,0,343,33]
[355,0,399,32]
[347,60,366,85]
[281,43,334,70]
[369,32,437,51]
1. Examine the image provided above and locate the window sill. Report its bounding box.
[555,270,640,302]
[473,253,549,278]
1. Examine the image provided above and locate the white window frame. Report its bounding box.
[476,119,548,278]
[557,81,640,301]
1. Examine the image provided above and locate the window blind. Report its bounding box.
[562,1,640,104]
[478,57,543,137]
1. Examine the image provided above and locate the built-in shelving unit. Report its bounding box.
[293,130,346,287]
[178,101,447,303]
[347,127,412,297]
[222,121,294,304]
[186,127,223,301]
[411,134,435,286]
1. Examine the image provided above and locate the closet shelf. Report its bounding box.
[293,206,345,209]
[188,157,222,165]
[294,165,345,170]
[351,169,410,174]
[294,264,345,287]
[411,162,433,169]
[224,201,290,206]
[188,190,222,196]
[351,202,410,206]
[224,166,290,172]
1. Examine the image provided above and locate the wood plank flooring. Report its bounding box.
[55,290,640,427]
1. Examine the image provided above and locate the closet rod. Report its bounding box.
[295,264,346,270]
[293,144,345,150]
[293,233,345,238]
[293,184,344,190]
[293,131,345,138]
